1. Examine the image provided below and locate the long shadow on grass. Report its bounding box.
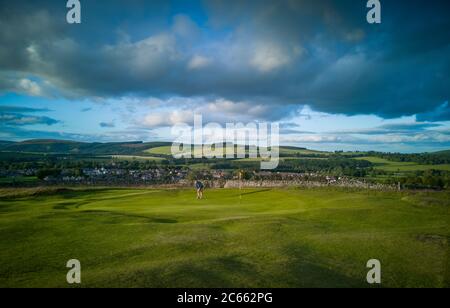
[98,255,260,288]
[280,244,365,288]
[234,189,272,197]
[37,209,178,224]
[0,203,18,213]
[53,190,159,210]
[53,201,89,210]
[80,210,178,224]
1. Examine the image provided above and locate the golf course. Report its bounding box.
[0,187,448,288]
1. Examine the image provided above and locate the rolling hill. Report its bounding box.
[0,139,319,157]
[0,139,171,155]
[433,150,450,156]
[0,141,14,148]
[1,139,449,160]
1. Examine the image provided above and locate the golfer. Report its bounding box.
[195,180,205,199]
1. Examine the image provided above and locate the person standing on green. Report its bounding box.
[195,180,205,199]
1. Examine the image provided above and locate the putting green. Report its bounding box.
[0,188,448,288]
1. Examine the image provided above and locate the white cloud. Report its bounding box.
[250,41,303,73]
[143,110,194,128]
[282,134,349,143]
[0,76,46,97]
[18,78,43,96]
[250,42,290,72]
[137,97,297,128]
[188,55,212,70]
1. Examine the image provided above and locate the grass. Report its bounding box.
[234,157,327,162]
[356,156,450,172]
[144,146,174,156]
[146,145,241,157]
[279,148,328,156]
[146,145,326,158]
[0,187,448,288]
[0,176,38,184]
[188,163,213,170]
[111,155,165,161]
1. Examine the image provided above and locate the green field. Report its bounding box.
[145,145,326,158]
[144,146,174,155]
[279,147,328,156]
[146,145,243,157]
[356,157,450,172]
[0,188,448,288]
[111,155,165,161]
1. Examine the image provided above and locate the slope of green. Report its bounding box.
[111,155,165,161]
[146,145,239,157]
[279,147,329,156]
[0,141,14,150]
[144,145,174,155]
[146,145,327,158]
[356,157,450,172]
[0,188,448,288]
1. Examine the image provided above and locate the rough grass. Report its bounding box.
[0,187,448,288]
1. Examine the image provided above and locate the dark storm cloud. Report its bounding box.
[0,0,449,120]
[0,106,51,113]
[416,102,450,122]
[99,121,115,128]
[329,122,444,135]
[0,113,59,126]
[0,125,157,142]
[379,123,442,131]
[0,105,58,126]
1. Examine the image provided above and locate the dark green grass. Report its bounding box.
[0,188,448,288]
[0,176,38,185]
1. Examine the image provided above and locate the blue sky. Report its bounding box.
[0,0,449,152]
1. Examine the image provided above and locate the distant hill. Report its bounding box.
[433,150,450,155]
[4,139,445,157]
[0,141,15,148]
[0,139,322,157]
[0,139,171,155]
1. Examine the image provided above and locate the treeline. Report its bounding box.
[277,159,372,176]
[374,170,450,189]
[367,151,450,165]
[0,157,162,172]
[211,158,373,177]
[279,153,331,159]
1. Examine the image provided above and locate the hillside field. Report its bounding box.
[356,157,450,172]
[0,188,448,288]
[144,145,322,157]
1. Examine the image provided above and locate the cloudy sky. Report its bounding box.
[0,0,449,152]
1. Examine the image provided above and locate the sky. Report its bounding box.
[0,0,449,153]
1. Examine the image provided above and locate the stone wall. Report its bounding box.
[181,179,397,191]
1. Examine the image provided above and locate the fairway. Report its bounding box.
[0,188,448,288]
